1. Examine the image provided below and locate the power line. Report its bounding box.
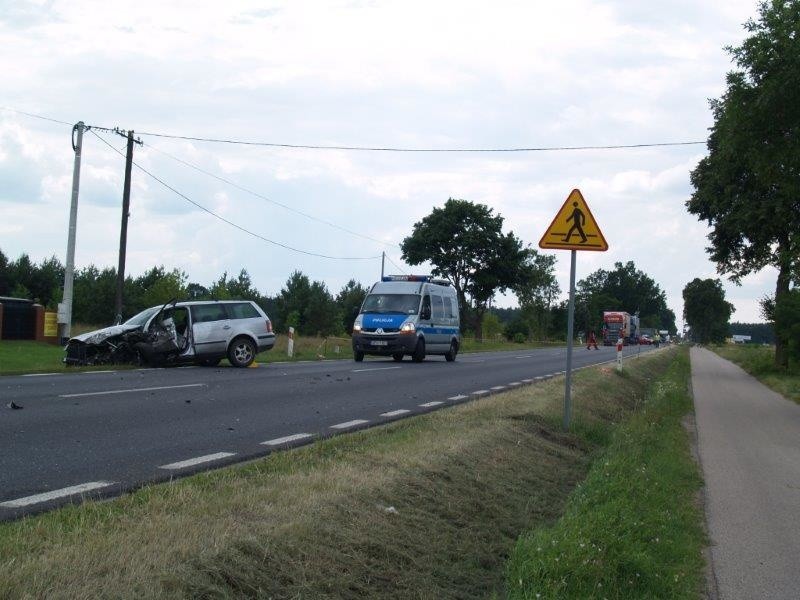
[132,130,706,153]
[89,130,382,261]
[384,254,407,275]
[143,141,400,249]
[2,105,706,153]
[0,106,73,127]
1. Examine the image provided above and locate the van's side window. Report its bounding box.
[432,295,445,319]
[227,302,260,319]
[449,298,459,321]
[421,295,431,318]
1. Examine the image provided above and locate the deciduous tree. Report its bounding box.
[682,278,734,344]
[401,198,530,339]
[688,0,800,366]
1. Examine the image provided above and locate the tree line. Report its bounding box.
[1,244,679,342]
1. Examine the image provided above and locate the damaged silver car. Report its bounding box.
[65,300,276,368]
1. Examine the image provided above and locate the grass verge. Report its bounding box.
[0,336,561,375]
[710,343,800,404]
[506,347,705,599]
[0,349,691,599]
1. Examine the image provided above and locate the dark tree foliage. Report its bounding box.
[576,261,676,334]
[401,198,534,339]
[0,249,9,296]
[274,271,342,336]
[728,322,775,344]
[688,0,800,366]
[336,279,369,334]
[682,278,734,344]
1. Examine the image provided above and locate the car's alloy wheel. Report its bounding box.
[228,337,256,368]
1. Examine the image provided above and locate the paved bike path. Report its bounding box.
[691,347,800,600]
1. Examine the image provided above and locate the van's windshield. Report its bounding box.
[361,294,420,315]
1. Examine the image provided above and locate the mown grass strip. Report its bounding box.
[506,347,705,599]
[0,349,680,599]
[710,343,799,404]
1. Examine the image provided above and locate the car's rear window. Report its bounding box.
[227,302,261,320]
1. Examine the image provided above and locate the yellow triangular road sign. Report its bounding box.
[539,189,608,251]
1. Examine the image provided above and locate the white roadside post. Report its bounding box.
[616,336,624,372]
[538,189,609,431]
[287,327,295,358]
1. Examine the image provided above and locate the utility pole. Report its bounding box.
[114,129,141,322]
[58,122,86,343]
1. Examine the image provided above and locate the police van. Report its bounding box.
[352,275,460,362]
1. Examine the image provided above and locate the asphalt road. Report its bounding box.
[1,344,651,520]
[691,347,800,600]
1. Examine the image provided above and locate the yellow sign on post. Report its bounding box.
[538,189,608,251]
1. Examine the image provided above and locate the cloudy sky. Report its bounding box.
[0,0,771,326]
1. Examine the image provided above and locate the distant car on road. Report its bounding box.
[639,335,653,345]
[65,299,275,368]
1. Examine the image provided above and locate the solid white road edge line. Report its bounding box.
[59,383,206,398]
[381,409,411,417]
[330,419,369,429]
[261,433,313,446]
[159,452,236,470]
[0,481,116,508]
[21,373,58,377]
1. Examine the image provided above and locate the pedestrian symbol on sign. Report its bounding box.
[564,201,587,244]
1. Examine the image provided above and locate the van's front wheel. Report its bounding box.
[444,340,458,362]
[411,339,426,363]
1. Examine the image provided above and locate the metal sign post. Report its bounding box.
[563,250,577,430]
[539,189,608,431]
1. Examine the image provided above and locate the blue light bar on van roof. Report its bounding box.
[382,275,431,282]
[381,275,452,286]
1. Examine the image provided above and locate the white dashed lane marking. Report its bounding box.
[491,386,506,391]
[58,383,206,398]
[472,390,489,395]
[508,382,522,386]
[21,373,58,377]
[419,401,443,408]
[0,481,116,508]
[159,452,236,470]
[261,433,313,446]
[381,409,411,417]
[330,419,369,429]
[448,394,469,401]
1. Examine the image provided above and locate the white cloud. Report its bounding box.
[0,0,772,325]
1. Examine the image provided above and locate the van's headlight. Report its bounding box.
[353,323,362,333]
[399,322,415,334]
